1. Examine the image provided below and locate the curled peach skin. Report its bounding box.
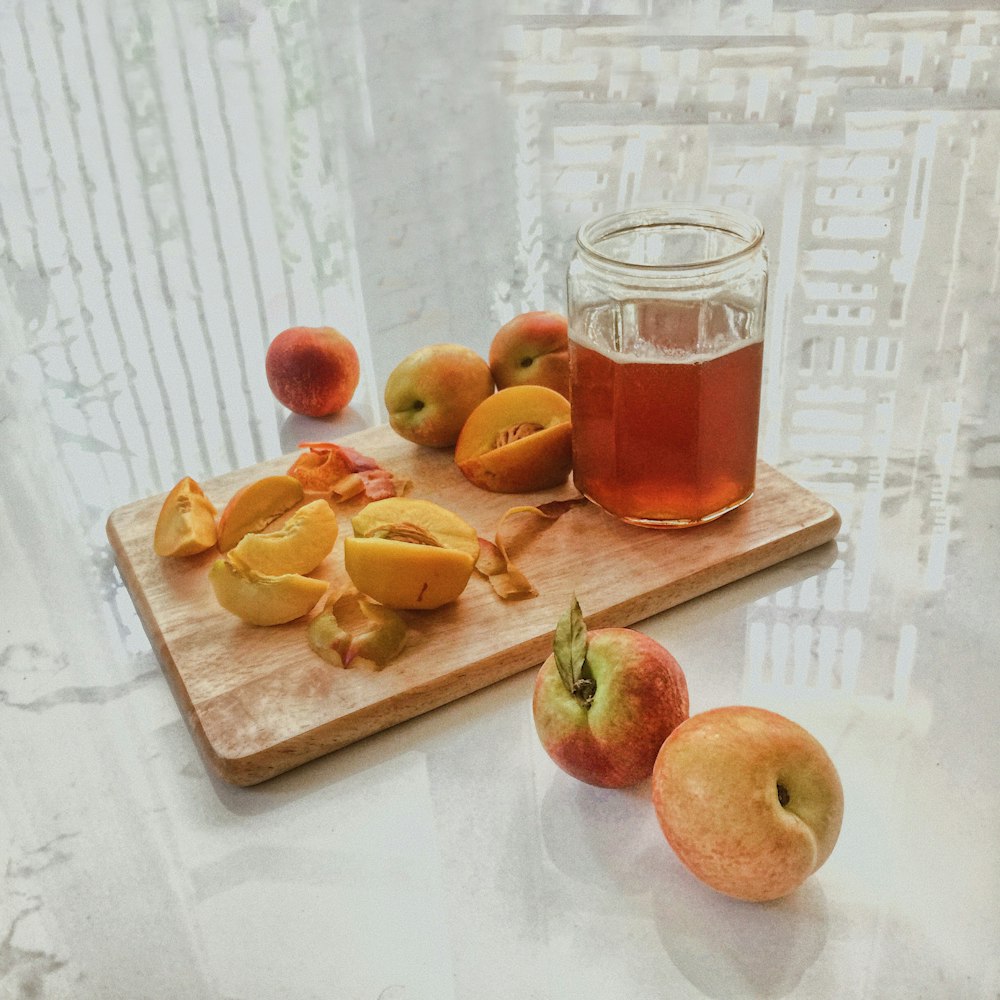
[287,441,403,501]
[454,384,572,493]
[154,477,218,557]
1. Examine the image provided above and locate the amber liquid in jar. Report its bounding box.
[570,336,763,526]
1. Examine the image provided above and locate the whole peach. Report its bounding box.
[489,311,569,397]
[265,326,360,417]
[652,706,844,902]
[532,627,689,788]
[384,343,494,448]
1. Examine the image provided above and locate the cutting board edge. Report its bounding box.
[107,510,229,771]
[195,635,555,786]
[586,494,841,631]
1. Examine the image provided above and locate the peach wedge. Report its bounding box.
[230,499,339,576]
[344,497,479,610]
[216,474,304,553]
[154,477,218,557]
[454,385,572,493]
[208,557,328,626]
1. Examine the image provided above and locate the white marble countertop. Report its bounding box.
[2,2,998,998]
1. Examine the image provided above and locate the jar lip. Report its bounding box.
[576,204,765,273]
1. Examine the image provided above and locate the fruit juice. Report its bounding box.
[570,305,764,526]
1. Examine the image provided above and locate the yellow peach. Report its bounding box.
[384,343,495,448]
[229,499,339,576]
[454,384,572,493]
[344,497,480,610]
[489,311,569,397]
[153,477,218,557]
[216,475,304,553]
[208,557,328,626]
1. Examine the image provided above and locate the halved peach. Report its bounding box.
[216,475,304,552]
[454,384,572,493]
[344,497,479,610]
[230,499,339,576]
[343,538,475,611]
[350,497,480,561]
[153,477,218,557]
[208,557,328,626]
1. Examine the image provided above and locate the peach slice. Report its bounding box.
[216,475,304,553]
[229,499,339,576]
[208,557,328,626]
[454,384,572,493]
[154,477,218,557]
[344,497,479,610]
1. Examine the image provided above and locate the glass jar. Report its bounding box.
[567,204,769,528]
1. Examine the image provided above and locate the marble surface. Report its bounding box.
[1,1,999,998]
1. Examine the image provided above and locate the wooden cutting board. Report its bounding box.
[106,424,840,786]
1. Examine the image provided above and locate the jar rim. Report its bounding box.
[576,204,765,273]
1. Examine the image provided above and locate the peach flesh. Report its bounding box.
[454,384,572,493]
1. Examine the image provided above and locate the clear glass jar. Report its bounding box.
[567,204,769,528]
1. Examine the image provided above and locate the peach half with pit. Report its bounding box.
[216,475,304,553]
[344,497,480,610]
[229,499,339,576]
[454,385,572,493]
[208,556,328,626]
[154,477,218,557]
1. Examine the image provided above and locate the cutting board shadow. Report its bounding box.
[107,424,840,786]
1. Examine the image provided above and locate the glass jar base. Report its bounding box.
[588,490,754,530]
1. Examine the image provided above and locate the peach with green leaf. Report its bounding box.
[532,597,689,788]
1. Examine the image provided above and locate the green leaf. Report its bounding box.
[553,595,591,706]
